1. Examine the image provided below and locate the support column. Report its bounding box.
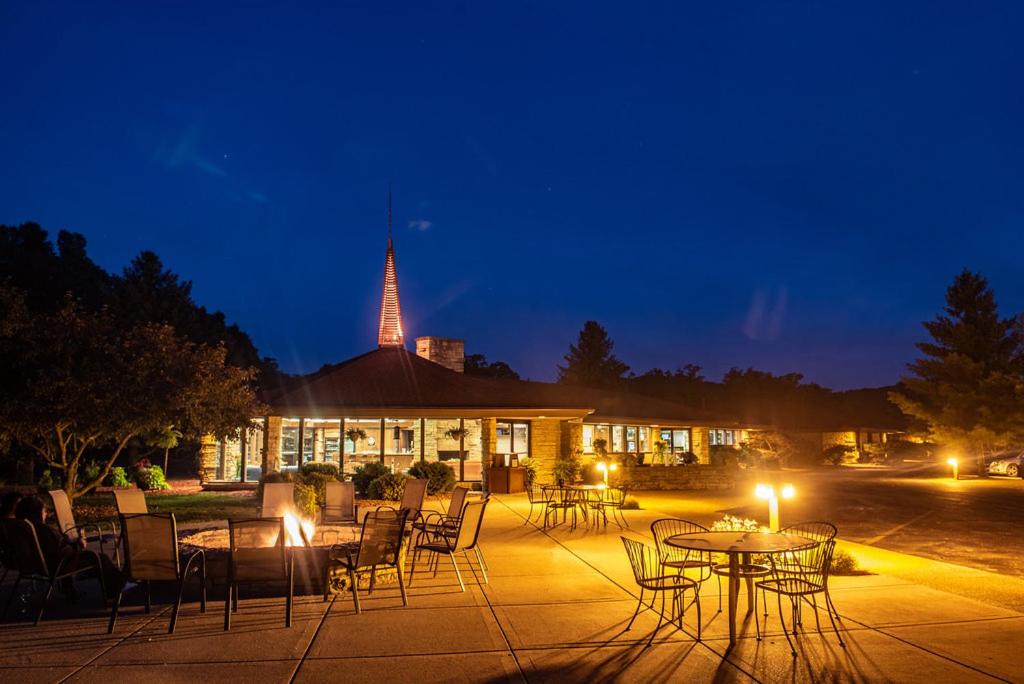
[692,427,710,465]
[240,428,248,483]
[339,418,346,474]
[265,416,283,473]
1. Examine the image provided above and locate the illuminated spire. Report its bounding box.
[377,188,404,347]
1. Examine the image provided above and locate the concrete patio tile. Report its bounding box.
[65,661,299,684]
[306,604,509,658]
[91,596,327,665]
[294,652,523,684]
[828,584,1020,627]
[516,641,755,684]
[721,623,999,683]
[0,612,153,668]
[482,571,627,605]
[883,616,1024,683]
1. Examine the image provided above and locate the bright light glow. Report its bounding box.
[780,484,795,499]
[946,457,958,467]
[283,511,315,547]
[755,483,773,499]
[596,462,608,473]
[609,463,618,472]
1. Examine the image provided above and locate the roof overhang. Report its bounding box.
[267,406,594,420]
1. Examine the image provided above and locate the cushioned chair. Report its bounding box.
[224,517,292,630]
[108,513,206,634]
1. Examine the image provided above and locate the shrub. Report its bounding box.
[293,482,318,518]
[620,496,641,510]
[822,444,856,466]
[678,451,698,465]
[407,461,456,495]
[257,470,294,503]
[107,466,131,488]
[710,514,763,532]
[82,461,101,485]
[519,457,538,487]
[352,462,390,496]
[830,548,864,575]
[367,472,408,501]
[300,471,336,508]
[38,469,57,490]
[136,465,170,491]
[709,447,738,468]
[300,462,341,479]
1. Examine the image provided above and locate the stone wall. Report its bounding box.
[265,416,282,472]
[530,418,564,484]
[611,464,738,491]
[691,427,711,464]
[198,435,218,483]
[414,336,465,373]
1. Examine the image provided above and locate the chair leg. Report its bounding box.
[695,590,702,641]
[3,574,22,618]
[199,566,207,614]
[449,553,466,592]
[350,570,361,614]
[408,549,419,587]
[223,582,232,631]
[34,580,56,626]
[826,588,843,622]
[626,588,644,630]
[647,590,666,648]
[811,595,823,634]
[825,592,845,647]
[396,564,409,607]
[717,573,723,613]
[170,579,186,634]
[107,590,123,634]
[232,583,239,613]
[777,593,796,657]
[475,545,489,573]
[754,587,762,641]
[286,557,294,628]
[473,547,489,584]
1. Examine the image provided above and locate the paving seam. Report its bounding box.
[56,605,174,683]
[477,578,530,682]
[491,497,763,684]
[287,595,336,684]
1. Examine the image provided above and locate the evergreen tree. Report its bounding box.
[890,270,1024,475]
[557,321,630,388]
[464,353,520,380]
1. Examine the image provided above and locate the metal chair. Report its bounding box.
[321,481,357,523]
[323,507,409,613]
[260,483,295,518]
[108,513,206,634]
[590,486,630,529]
[224,517,292,630]
[755,538,845,655]
[621,536,702,646]
[410,499,488,592]
[3,518,107,626]
[399,478,428,524]
[650,518,720,610]
[412,486,469,546]
[542,485,579,529]
[113,489,148,515]
[523,483,545,525]
[50,489,119,565]
[776,521,841,623]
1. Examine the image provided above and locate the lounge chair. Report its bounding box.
[108,513,207,634]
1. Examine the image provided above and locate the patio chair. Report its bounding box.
[399,478,428,524]
[523,483,544,525]
[323,507,409,613]
[50,489,119,565]
[113,488,148,515]
[412,486,469,546]
[589,486,630,529]
[776,521,841,623]
[621,536,702,646]
[3,518,106,626]
[542,485,580,530]
[650,518,720,611]
[755,538,845,655]
[322,481,357,523]
[108,513,206,634]
[261,482,295,518]
[409,499,488,592]
[224,517,292,630]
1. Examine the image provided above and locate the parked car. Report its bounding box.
[987,452,1024,477]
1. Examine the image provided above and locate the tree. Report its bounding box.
[0,288,263,498]
[464,353,520,380]
[890,271,1024,476]
[557,321,630,388]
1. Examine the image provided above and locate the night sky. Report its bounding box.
[3,2,1023,389]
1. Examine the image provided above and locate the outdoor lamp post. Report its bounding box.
[756,483,795,532]
[947,457,959,480]
[596,461,617,486]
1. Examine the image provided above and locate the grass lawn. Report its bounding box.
[74,490,258,524]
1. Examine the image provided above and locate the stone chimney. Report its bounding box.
[415,337,465,373]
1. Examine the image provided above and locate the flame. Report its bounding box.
[283,510,316,547]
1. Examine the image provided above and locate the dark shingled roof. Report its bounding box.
[263,347,725,425]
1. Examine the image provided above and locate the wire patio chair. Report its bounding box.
[523,483,545,525]
[590,486,630,529]
[108,513,206,634]
[323,507,409,613]
[775,521,841,624]
[621,536,703,647]
[650,518,721,610]
[409,499,488,592]
[755,538,845,655]
[224,517,292,630]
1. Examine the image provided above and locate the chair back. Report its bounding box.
[525,483,543,504]
[120,513,180,581]
[400,478,428,519]
[650,518,707,560]
[771,538,835,589]
[451,499,488,552]
[114,489,148,515]
[603,486,626,506]
[620,536,661,584]
[323,481,356,521]
[2,518,50,577]
[780,521,837,544]
[261,483,295,518]
[228,517,288,581]
[354,507,408,569]
[447,486,469,518]
[49,489,77,537]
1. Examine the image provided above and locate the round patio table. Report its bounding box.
[664,531,817,648]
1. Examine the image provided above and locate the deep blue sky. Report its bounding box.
[3,2,1023,389]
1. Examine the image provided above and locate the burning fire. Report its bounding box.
[283,510,316,547]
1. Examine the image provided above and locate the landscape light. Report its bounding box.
[947,457,959,480]
[755,483,794,531]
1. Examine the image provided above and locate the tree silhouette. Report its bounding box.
[557,321,630,388]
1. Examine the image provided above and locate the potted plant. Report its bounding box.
[652,440,668,466]
[344,427,368,456]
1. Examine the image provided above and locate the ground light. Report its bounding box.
[756,482,795,531]
[595,461,617,486]
[947,457,959,480]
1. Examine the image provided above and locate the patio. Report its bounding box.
[1,494,1021,683]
